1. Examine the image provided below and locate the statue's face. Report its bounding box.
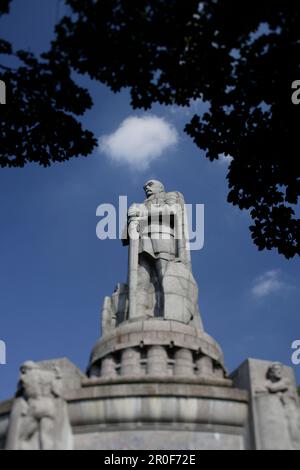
[20,361,36,378]
[19,363,39,397]
[144,180,164,198]
[269,363,283,381]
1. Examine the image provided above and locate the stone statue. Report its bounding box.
[255,362,300,450]
[101,180,203,335]
[5,361,73,450]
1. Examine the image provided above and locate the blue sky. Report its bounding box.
[0,0,299,400]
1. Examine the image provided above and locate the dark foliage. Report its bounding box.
[0,0,96,168]
[1,0,300,257]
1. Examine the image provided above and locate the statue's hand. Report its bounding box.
[128,205,139,218]
[128,204,146,219]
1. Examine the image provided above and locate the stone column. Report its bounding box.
[121,348,142,376]
[89,365,101,378]
[147,346,168,376]
[214,366,225,379]
[174,349,194,377]
[196,356,213,377]
[101,356,117,378]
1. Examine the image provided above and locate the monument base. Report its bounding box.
[0,351,299,449]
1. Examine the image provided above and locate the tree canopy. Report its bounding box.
[1,0,300,258]
[0,0,96,168]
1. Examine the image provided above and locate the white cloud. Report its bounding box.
[99,115,178,170]
[218,153,233,166]
[251,270,292,299]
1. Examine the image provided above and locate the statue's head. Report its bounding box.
[18,361,60,399]
[20,361,38,375]
[17,361,39,397]
[267,362,283,382]
[143,180,165,198]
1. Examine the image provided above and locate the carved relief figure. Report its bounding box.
[256,362,300,450]
[5,361,73,450]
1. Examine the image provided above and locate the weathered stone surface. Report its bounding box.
[101,356,117,378]
[147,346,169,376]
[74,429,245,451]
[66,381,248,430]
[196,356,214,377]
[121,348,142,377]
[82,375,233,388]
[37,358,86,394]
[174,349,194,377]
[0,404,10,450]
[143,319,172,332]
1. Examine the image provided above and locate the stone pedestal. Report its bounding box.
[68,378,248,450]
[72,319,249,450]
[0,322,251,450]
